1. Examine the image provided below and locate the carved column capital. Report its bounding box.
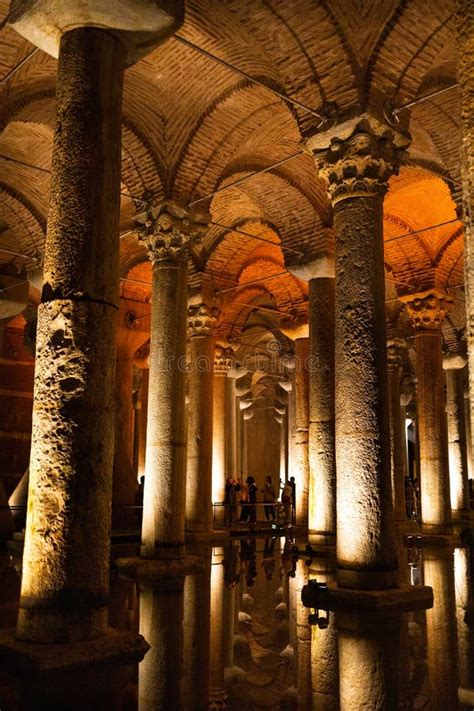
[135,199,209,264]
[386,338,406,372]
[214,344,234,374]
[313,119,405,206]
[187,301,218,338]
[400,289,453,330]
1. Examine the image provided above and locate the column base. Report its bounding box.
[336,567,399,591]
[420,522,453,536]
[117,555,205,581]
[301,581,433,614]
[404,531,459,549]
[140,541,186,560]
[185,530,230,544]
[308,531,336,546]
[0,626,149,674]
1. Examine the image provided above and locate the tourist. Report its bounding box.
[247,476,258,524]
[262,475,276,521]
[224,477,237,527]
[281,480,292,524]
[289,476,296,523]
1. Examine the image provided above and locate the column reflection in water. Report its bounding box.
[423,546,458,710]
[138,577,184,711]
[454,545,474,695]
[210,547,227,707]
[181,546,211,709]
[294,559,312,710]
[337,611,402,710]
[223,542,245,685]
[309,561,339,711]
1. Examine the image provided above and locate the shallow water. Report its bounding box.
[0,534,473,710]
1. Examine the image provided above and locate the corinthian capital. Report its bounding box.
[386,338,406,372]
[311,117,408,206]
[135,199,209,264]
[400,289,453,330]
[187,301,218,338]
[214,344,234,374]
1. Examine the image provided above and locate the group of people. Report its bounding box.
[223,475,295,527]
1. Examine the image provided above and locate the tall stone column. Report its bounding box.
[212,346,234,508]
[137,366,149,479]
[464,389,473,479]
[137,201,208,560]
[287,254,336,543]
[6,0,182,653]
[113,305,149,506]
[401,290,453,531]
[16,26,126,644]
[279,329,309,526]
[225,377,237,480]
[312,119,403,589]
[186,300,217,534]
[387,339,408,523]
[443,353,470,518]
[456,0,474,474]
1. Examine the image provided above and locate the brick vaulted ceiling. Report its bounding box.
[0,0,465,352]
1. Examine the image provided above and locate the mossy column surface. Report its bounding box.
[136,201,207,560]
[17,28,125,642]
[315,121,403,590]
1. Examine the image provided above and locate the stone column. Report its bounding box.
[287,254,336,543]
[464,389,473,479]
[16,25,126,643]
[443,353,470,519]
[186,300,217,534]
[312,119,403,589]
[137,201,208,560]
[387,339,408,523]
[212,346,234,508]
[401,290,453,531]
[137,367,149,479]
[279,328,309,526]
[113,307,149,506]
[456,0,474,476]
[225,377,237,480]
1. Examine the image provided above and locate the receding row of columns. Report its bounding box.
[6,0,474,655]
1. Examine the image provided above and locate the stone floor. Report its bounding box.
[0,532,472,710]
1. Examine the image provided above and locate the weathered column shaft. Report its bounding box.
[142,259,187,558]
[113,349,138,506]
[456,0,474,475]
[186,303,216,533]
[416,330,451,528]
[225,377,237,480]
[444,360,470,515]
[137,201,207,559]
[401,290,453,531]
[212,374,227,505]
[17,28,124,643]
[294,337,310,526]
[138,367,149,478]
[308,276,336,542]
[387,341,407,522]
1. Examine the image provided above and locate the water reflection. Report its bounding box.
[0,534,472,710]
